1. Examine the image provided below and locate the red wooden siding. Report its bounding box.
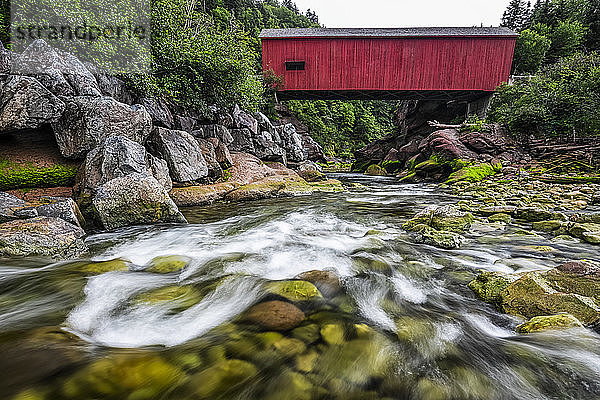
[262,37,516,92]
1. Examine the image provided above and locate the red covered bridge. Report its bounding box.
[260,27,517,102]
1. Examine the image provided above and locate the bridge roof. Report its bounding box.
[260,27,517,39]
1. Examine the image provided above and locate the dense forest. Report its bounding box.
[490,0,600,139]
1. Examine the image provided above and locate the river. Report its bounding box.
[1,174,599,399]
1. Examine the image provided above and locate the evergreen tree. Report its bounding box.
[502,0,532,31]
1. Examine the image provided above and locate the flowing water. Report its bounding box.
[1,174,600,400]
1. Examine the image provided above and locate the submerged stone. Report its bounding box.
[516,313,584,334]
[271,337,307,358]
[78,259,130,274]
[295,349,318,373]
[146,255,190,274]
[320,323,346,345]
[488,213,512,224]
[295,270,342,297]
[291,323,321,344]
[135,285,202,311]
[265,280,323,302]
[242,300,305,331]
[187,359,258,399]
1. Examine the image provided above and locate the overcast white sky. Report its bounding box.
[293,0,512,28]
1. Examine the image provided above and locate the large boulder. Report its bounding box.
[459,131,505,155]
[0,41,13,74]
[207,138,233,169]
[0,76,65,133]
[418,129,478,161]
[253,131,287,163]
[232,105,258,135]
[229,128,256,154]
[470,261,600,326]
[193,124,234,145]
[35,197,84,228]
[196,138,223,181]
[278,123,305,162]
[139,98,174,129]
[14,40,100,96]
[52,96,152,159]
[404,205,474,233]
[92,173,186,230]
[85,63,136,105]
[75,136,172,199]
[299,133,325,162]
[0,217,87,259]
[148,127,209,183]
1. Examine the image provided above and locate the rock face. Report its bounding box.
[35,197,84,228]
[14,39,101,96]
[418,129,478,161]
[470,260,600,326]
[196,138,223,181]
[194,124,234,146]
[207,138,233,169]
[148,127,209,183]
[52,96,152,159]
[0,76,65,133]
[92,173,186,230]
[0,216,87,258]
[278,123,305,162]
[139,97,174,129]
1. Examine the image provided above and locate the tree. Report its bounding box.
[513,29,552,73]
[502,0,532,31]
[306,9,319,24]
[547,20,587,61]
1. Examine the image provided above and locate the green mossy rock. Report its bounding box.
[320,323,346,345]
[265,280,323,302]
[446,162,502,184]
[263,370,314,400]
[187,359,258,399]
[0,159,79,191]
[404,205,473,233]
[499,272,600,325]
[488,213,512,224]
[146,255,190,274]
[516,313,584,333]
[78,259,130,274]
[295,349,319,373]
[308,179,345,193]
[468,271,513,304]
[271,337,307,358]
[515,208,567,223]
[62,354,182,398]
[298,170,327,183]
[135,285,202,311]
[364,164,387,176]
[255,331,284,348]
[410,224,464,250]
[532,220,567,233]
[291,323,321,344]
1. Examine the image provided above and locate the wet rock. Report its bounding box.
[404,205,473,233]
[500,271,600,325]
[135,285,202,311]
[476,205,517,216]
[516,313,584,334]
[365,164,387,176]
[515,207,567,222]
[146,255,190,273]
[297,160,322,173]
[263,370,315,400]
[295,270,342,297]
[468,271,514,304]
[243,300,305,331]
[0,191,28,223]
[92,173,187,230]
[52,96,152,159]
[531,220,568,233]
[148,127,209,183]
[298,170,326,182]
[409,224,464,249]
[187,359,257,399]
[0,75,65,133]
[14,40,100,96]
[266,280,323,302]
[568,223,600,244]
[488,213,512,224]
[0,216,86,259]
[320,323,346,345]
[291,323,321,344]
[295,349,319,373]
[78,259,130,274]
[271,337,307,358]
[35,197,84,228]
[62,354,182,398]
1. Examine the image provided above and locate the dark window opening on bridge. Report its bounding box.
[286,61,305,71]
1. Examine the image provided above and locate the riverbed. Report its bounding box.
[1,174,599,399]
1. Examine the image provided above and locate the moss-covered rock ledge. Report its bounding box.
[171,153,344,206]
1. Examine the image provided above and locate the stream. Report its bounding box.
[1,174,600,399]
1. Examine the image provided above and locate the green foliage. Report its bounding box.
[513,29,552,73]
[287,100,399,157]
[501,0,532,31]
[547,20,587,62]
[489,52,600,138]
